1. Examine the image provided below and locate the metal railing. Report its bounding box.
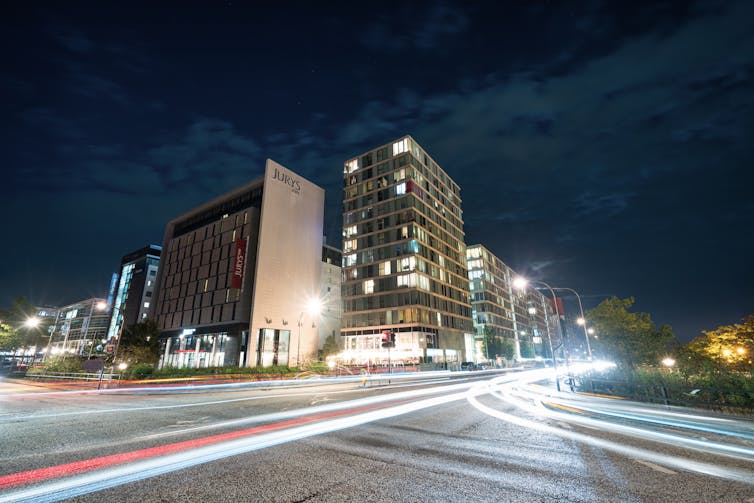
[580,377,754,413]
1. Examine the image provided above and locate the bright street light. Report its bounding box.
[662,357,675,367]
[576,317,586,326]
[23,317,40,328]
[296,298,322,368]
[514,276,562,391]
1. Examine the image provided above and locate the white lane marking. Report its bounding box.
[634,459,677,474]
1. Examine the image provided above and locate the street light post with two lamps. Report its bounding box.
[513,277,562,391]
[550,286,592,361]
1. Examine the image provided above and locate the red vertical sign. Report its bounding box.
[231,238,247,289]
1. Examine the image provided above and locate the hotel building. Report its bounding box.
[466,244,559,361]
[152,160,325,369]
[341,136,473,365]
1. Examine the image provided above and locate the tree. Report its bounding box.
[586,297,675,369]
[685,315,754,373]
[0,297,51,349]
[0,322,22,352]
[116,319,161,365]
[320,333,341,359]
[519,340,534,358]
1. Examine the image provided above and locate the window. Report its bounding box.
[400,256,416,271]
[144,302,150,308]
[395,182,406,195]
[345,254,357,267]
[344,225,358,238]
[397,273,416,288]
[379,261,391,276]
[364,280,374,294]
[345,159,358,174]
[344,239,358,252]
[392,138,408,156]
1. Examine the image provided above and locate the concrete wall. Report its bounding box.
[247,160,325,367]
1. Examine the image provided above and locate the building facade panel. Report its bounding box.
[248,160,325,367]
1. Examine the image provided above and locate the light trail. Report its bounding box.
[0,382,484,503]
[468,375,754,483]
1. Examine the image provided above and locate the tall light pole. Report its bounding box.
[296,299,322,369]
[513,277,561,391]
[22,317,40,366]
[551,287,592,361]
[96,301,125,366]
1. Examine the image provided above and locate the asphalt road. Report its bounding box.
[1,370,753,502]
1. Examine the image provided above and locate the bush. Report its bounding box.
[129,363,155,379]
[39,356,83,373]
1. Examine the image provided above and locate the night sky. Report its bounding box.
[2,1,752,341]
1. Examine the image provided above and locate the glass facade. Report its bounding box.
[162,331,229,368]
[47,298,110,357]
[466,244,559,361]
[341,136,473,365]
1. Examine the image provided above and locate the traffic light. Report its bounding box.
[381,331,395,348]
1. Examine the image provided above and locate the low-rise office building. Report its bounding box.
[46,298,110,357]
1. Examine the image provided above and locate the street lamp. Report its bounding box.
[514,277,561,391]
[96,301,125,365]
[22,317,40,366]
[296,299,322,368]
[548,287,591,361]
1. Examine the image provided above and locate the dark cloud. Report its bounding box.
[1,0,753,340]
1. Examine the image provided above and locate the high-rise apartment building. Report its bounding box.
[106,245,161,342]
[466,244,558,361]
[152,160,324,369]
[341,136,473,365]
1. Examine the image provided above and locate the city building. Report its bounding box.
[152,160,325,369]
[105,245,161,343]
[318,245,343,354]
[46,298,110,357]
[466,244,559,362]
[340,135,473,366]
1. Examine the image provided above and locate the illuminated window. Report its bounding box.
[392,138,408,156]
[345,254,357,266]
[397,273,417,288]
[379,261,392,276]
[344,239,358,252]
[364,279,374,294]
[400,256,416,271]
[394,169,406,182]
[344,225,358,237]
[467,259,482,270]
[396,182,406,195]
[144,302,150,308]
[345,159,358,174]
[466,248,482,258]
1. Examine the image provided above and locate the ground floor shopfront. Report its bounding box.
[158,326,298,369]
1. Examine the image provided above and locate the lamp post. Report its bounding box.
[296,299,322,369]
[22,317,40,366]
[96,301,125,366]
[513,277,561,391]
[550,286,592,361]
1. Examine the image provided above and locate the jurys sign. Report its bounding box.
[231,238,247,289]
